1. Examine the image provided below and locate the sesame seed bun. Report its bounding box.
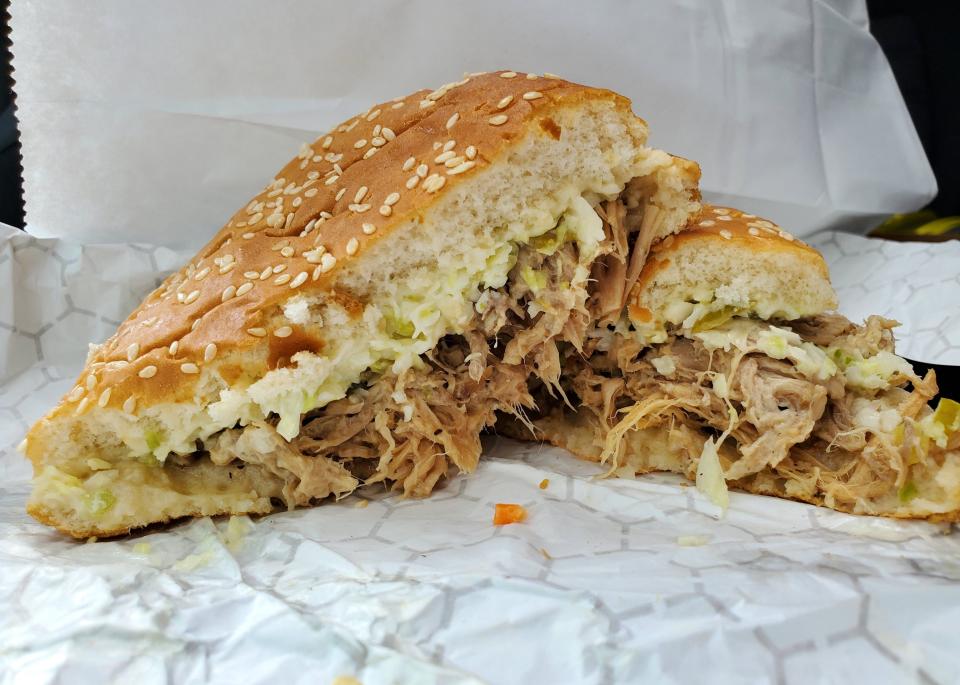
[627,205,838,331]
[24,70,701,538]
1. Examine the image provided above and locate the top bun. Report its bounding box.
[628,205,837,335]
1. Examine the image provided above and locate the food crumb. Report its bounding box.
[85,536,98,544]
[332,676,362,685]
[493,503,527,525]
[538,478,550,490]
[540,547,552,560]
[133,542,151,555]
[355,499,369,508]
[677,535,711,547]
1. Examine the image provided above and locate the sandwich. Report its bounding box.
[522,206,960,520]
[22,71,701,537]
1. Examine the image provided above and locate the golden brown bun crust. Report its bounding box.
[31,71,638,446]
[634,205,829,293]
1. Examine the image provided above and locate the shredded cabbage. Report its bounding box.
[695,438,729,512]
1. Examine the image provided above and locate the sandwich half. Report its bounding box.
[525,206,960,520]
[23,71,701,537]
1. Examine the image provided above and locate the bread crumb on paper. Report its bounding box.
[332,676,363,685]
[676,535,711,547]
[538,478,550,490]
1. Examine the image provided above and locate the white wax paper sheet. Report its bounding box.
[1,224,959,684]
[10,0,934,245]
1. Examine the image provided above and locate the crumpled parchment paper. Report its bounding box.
[1,223,959,684]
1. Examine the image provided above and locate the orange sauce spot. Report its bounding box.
[629,304,653,323]
[538,478,550,490]
[493,503,527,525]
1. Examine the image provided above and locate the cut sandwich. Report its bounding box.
[525,206,960,520]
[22,71,701,537]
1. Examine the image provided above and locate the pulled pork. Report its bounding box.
[554,311,941,511]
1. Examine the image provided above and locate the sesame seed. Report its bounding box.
[259,266,272,280]
[349,203,371,213]
[76,397,90,414]
[716,215,732,222]
[320,253,337,272]
[274,273,291,285]
[181,363,199,375]
[445,112,460,130]
[380,192,399,207]
[719,229,733,240]
[184,290,200,305]
[354,139,367,149]
[312,265,322,280]
[447,161,476,175]
[366,108,381,121]
[290,271,308,288]
[373,124,382,137]
[543,72,561,79]
[321,136,333,149]
[748,227,761,236]
[204,343,217,362]
[522,91,543,100]
[292,197,302,208]
[419,99,435,109]
[307,171,320,180]
[371,136,386,147]
[266,213,284,228]
[465,145,477,159]
[346,237,359,255]
[406,175,420,189]
[714,208,731,215]
[433,142,442,151]
[244,270,259,279]
[496,95,513,109]
[435,150,456,164]
[273,264,286,273]
[699,220,716,227]
[325,175,340,186]
[526,73,538,80]
[284,213,294,230]
[363,148,378,159]
[325,152,343,163]
[488,114,508,126]
[416,164,428,178]
[444,155,466,168]
[191,319,202,331]
[334,190,346,203]
[304,188,318,198]
[123,396,137,414]
[85,374,97,390]
[402,157,416,171]
[194,266,211,281]
[126,343,140,362]
[236,282,253,296]
[247,328,266,337]
[176,291,185,303]
[221,285,237,302]
[391,101,405,109]
[138,365,158,379]
[248,212,263,224]
[68,385,85,401]
[443,140,456,152]
[362,223,377,234]
[500,71,517,78]
[169,340,180,355]
[423,174,446,193]
[96,387,112,408]
[779,231,795,242]
[243,232,255,239]
[354,186,369,203]
[345,119,359,131]
[281,245,295,258]
[382,127,396,141]
[274,326,293,338]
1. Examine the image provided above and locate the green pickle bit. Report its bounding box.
[84,489,116,516]
[898,481,918,503]
[692,306,738,333]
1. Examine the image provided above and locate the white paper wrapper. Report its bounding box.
[2,223,960,683]
[11,0,934,245]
